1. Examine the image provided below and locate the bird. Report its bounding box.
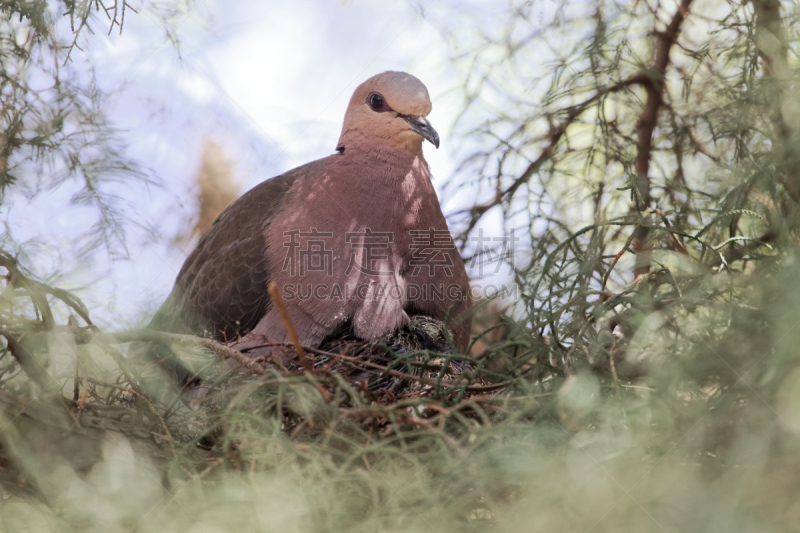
[146,71,472,382]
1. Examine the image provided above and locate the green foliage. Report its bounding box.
[0,0,192,264]
[5,262,800,532]
[0,1,148,260]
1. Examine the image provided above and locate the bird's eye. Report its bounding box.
[368,93,384,110]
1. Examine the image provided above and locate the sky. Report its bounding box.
[8,0,510,329]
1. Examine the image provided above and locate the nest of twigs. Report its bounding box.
[0,255,547,503]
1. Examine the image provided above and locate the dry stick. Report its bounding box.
[401,411,463,454]
[267,282,313,373]
[72,356,80,403]
[200,339,513,394]
[267,286,333,402]
[73,355,88,410]
[601,232,636,291]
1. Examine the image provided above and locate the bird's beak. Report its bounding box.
[402,115,440,148]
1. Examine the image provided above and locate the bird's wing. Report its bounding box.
[149,156,334,340]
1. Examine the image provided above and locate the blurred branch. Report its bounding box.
[0,253,55,331]
[0,252,94,328]
[0,327,50,389]
[84,328,265,376]
[754,0,800,204]
[632,0,693,276]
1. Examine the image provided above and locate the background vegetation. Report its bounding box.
[2,0,800,531]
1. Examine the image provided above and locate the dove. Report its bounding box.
[148,71,471,380]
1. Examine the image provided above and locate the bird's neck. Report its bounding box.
[337,127,425,159]
[328,143,433,212]
[339,140,427,174]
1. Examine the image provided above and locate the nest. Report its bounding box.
[218,315,486,402]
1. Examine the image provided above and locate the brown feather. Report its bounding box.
[149,71,472,364]
[148,157,332,340]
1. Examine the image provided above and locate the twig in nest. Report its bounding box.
[268,282,313,373]
[87,329,264,376]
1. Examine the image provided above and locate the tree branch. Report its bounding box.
[458,2,692,245]
[632,0,693,276]
[86,329,265,376]
[458,74,648,239]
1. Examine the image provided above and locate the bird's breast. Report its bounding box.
[264,154,463,341]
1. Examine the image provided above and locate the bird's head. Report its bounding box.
[336,71,439,154]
